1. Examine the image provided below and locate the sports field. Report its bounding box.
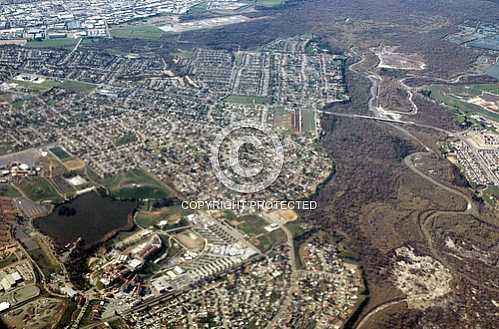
[104,168,173,200]
[60,80,96,93]
[302,110,316,133]
[224,95,270,105]
[14,79,60,93]
[235,215,287,251]
[25,38,78,49]
[111,25,164,40]
[13,78,95,94]
[49,147,71,161]
[16,176,64,203]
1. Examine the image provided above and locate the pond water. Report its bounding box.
[34,191,136,249]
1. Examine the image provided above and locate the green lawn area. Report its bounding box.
[25,38,78,49]
[0,253,18,268]
[235,215,286,252]
[237,215,269,236]
[224,95,271,105]
[223,210,238,220]
[0,184,22,198]
[285,221,306,238]
[13,77,95,94]
[186,3,209,15]
[111,25,164,40]
[135,206,190,228]
[272,106,293,133]
[114,131,138,146]
[302,110,316,133]
[482,185,499,207]
[13,79,61,93]
[256,0,286,7]
[443,83,499,97]
[135,212,164,228]
[104,168,173,200]
[49,146,72,161]
[11,99,25,110]
[84,166,105,186]
[257,229,287,252]
[428,86,499,122]
[16,176,63,203]
[0,143,13,156]
[52,176,79,198]
[60,80,96,93]
[108,318,129,329]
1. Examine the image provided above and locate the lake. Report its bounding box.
[34,191,137,249]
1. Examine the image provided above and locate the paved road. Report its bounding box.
[262,214,298,329]
[342,50,499,329]
[355,298,407,329]
[404,152,476,215]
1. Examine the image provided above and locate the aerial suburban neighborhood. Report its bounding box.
[0,0,498,328]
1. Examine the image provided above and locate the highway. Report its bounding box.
[339,50,498,329]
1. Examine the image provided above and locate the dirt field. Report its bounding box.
[2,297,66,329]
[267,209,298,222]
[174,231,205,252]
[375,46,426,71]
[62,158,86,171]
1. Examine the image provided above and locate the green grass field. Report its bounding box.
[186,3,209,15]
[0,184,22,198]
[115,132,138,146]
[236,215,286,251]
[224,95,271,105]
[104,168,173,200]
[11,99,25,110]
[135,206,190,228]
[25,38,78,49]
[60,80,96,93]
[49,146,72,161]
[52,176,78,198]
[237,215,269,236]
[14,79,61,93]
[482,185,499,207]
[428,86,499,122]
[13,78,95,94]
[272,107,293,133]
[285,221,306,238]
[439,83,499,97]
[16,177,63,203]
[256,0,286,7]
[302,110,316,133]
[111,25,164,40]
[0,143,13,156]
